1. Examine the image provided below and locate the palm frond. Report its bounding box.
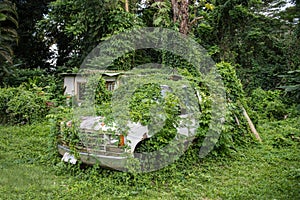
[0,0,18,65]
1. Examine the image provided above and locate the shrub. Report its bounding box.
[1,68,45,87]
[258,117,300,148]
[248,88,288,121]
[0,87,17,124]
[0,83,51,124]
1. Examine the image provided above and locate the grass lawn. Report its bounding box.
[0,119,299,200]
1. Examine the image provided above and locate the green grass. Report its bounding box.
[0,119,299,200]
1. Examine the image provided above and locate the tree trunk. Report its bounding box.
[171,0,179,23]
[179,0,189,35]
[171,0,189,35]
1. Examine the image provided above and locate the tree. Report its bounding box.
[10,0,54,70]
[143,0,213,35]
[36,0,144,70]
[0,0,18,78]
[0,0,18,63]
[192,0,299,92]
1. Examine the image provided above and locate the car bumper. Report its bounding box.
[57,144,128,170]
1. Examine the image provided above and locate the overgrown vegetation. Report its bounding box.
[0,0,299,199]
[46,62,255,166]
[0,74,64,124]
[0,118,299,199]
[0,84,49,124]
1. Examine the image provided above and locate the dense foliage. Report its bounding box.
[194,0,300,96]
[0,1,299,191]
[36,0,144,70]
[0,0,18,80]
[0,83,50,124]
[1,1,299,98]
[11,0,54,70]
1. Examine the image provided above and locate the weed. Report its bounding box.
[0,118,299,199]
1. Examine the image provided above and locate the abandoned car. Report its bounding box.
[58,71,200,171]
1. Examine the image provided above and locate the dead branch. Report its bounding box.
[241,106,262,142]
[189,16,204,28]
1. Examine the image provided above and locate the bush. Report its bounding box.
[2,68,66,107]
[258,117,300,148]
[1,68,45,87]
[248,88,288,121]
[0,83,51,124]
[0,87,16,124]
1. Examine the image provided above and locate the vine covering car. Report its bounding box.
[58,71,202,171]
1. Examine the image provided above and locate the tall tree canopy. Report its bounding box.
[37,0,144,71]
[192,0,300,92]
[10,0,54,70]
[0,0,298,102]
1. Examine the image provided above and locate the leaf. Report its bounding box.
[153,16,163,26]
[205,3,215,11]
[0,13,6,21]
